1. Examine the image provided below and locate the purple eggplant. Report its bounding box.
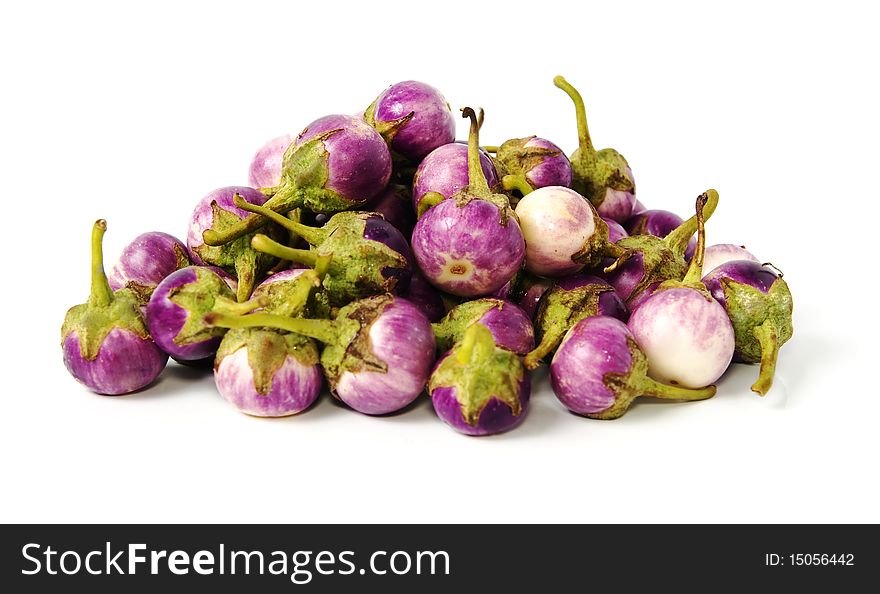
[108,231,191,302]
[429,323,530,436]
[206,294,436,415]
[239,199,411,306]
[625,208,697,262]
[187,186,282,302]
[631,198,647,216]
[554,75,636,222]
[412,108,524,297]
[703,260,793,395]
[603,217,628,244]
[202,114,392,247]
[515,185,627,277]
[402,269,447,322]
[524,274,627,369]
[627,193,735,388]
[412,142,498,215]
[492,136,573,196]
[361,184,416,237]
[146,265,243,362]
[213,270,323,417]
[62,220,168,395]
[702,244,759,275]
[248,134,294,189]
[364,80,456,162]
[433,298,535,355]
[551,316,715,419]
[607,189,720,305]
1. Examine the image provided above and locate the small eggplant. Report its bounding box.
[108,231,190,302]
[702,244,759,275]
[432,298,535,355]
[492,136,573,196]
[248,134,295,189]
[412,142,499,215]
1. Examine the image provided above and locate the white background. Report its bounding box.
[1,0,878,523]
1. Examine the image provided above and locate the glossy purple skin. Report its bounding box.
[523,137,573,189]
[517,278,552,320]
[477,302,535,355]
[702,260,778,310]
[625,208,697,261]
[334,297,436,415]
[631,198,647,216]
[412,143,498,211]
[248,134,294,189]
[607,251,645,301]
[556,274,629,321]
[596,166,637,222]
[412,199,525,297]
[430,353,531,436]
[402,270,446,322]
[187,186,270,263]
[62,328,167,395]
[294,114,392,204]
[146,267,226,361]
[371,80,455,162]
[551,316,633,414]
[602,217,629,244]
[215,347,322,417]
[108,232,188,292]
[362,186,416,237]
[702,244,759,275]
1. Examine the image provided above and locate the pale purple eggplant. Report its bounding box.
[146,266,239,362]
[402,269,447,322]
[364,80,456,162]
[187,186,281,302]
[515,185,627,277]
[433,298,535,355]
[361,184,416,237]
[524,274,627,369]
[702,244,759,275]
[551,316,715,419]
[62,220,168,395]
[627,193,735,387]
[608,189,719,305]
[202,114,391,247]
[206,295,436,415]
[248,134,294,189]
[625,208,697,261]
[240,200,412,305]
[429,323,530,436]
[493,136,573,196]
[554,75,636,222]
[412,108,524,297]
[702,260,793,395]
[603,217,628,244]
[411,142,498,215]
[108,231,190,301]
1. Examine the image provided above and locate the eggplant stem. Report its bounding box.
[456,323,495,366]
[553,75,595,156]
[232,194,326,246]
[204,311,338,344]
[681,191,710,285]
[751,319,780,396]
[462,107,490,194]
[501,174,534,197]
[88,219,114,307]
[251,235,319,267]
[641,377,717,401]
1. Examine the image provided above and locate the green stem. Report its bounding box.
[641,376,717,401]
[665,189,719,259]
[462,107,490,195]
[314,253,332,280]
[201,187,304,246]
[456,323,495,366]
[251,234,320,268]
[204,312,339,345]
[212,295,268,316]
[750,319,780,396]
[234,258,257,303]
[553,75,595,156]
[88,219,113,307]
[232,194,326,246]
[417,191,445,218]
[523,332,559,370]
[501,174,534,197]
[482,145,499,153]
[682,192,710,285]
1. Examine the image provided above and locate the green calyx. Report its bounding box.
[590,337,717,420]
[432,298,505,353]
[165,267,233,346]
[656,190,716,299]
[524,282,613,370]
[571,205,630,270]
[61,220,151,360]
[251,269,325,318]
[215,327,319,395]
[451,107,514,225]
[428,323,524,426]
[251,212,408,306]
[494,136,563,197]
[363,97,415,147]
[553,75,634,208]
[720,277,793,396]
[123,242,192,304]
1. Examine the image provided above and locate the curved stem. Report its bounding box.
[750,319,780,396]
[251,234,319,268]
[682,191,709,285]
[202,188,304,246]
[204,312,339,345]
[640,376,717,401]
[285,271,322,317]
[456,323,495,366]
[314,253,332,280]
[232,194,326,246]
[501,174,534,197]
[523,332,560,370]
[417,191,445,218]
[212,295,268,316]
[462,107,490,195]
[665,189,719,259]
[553,75,595,156]
[482,145,499,153]
[234,258,257,303]
[89,219,113,307]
